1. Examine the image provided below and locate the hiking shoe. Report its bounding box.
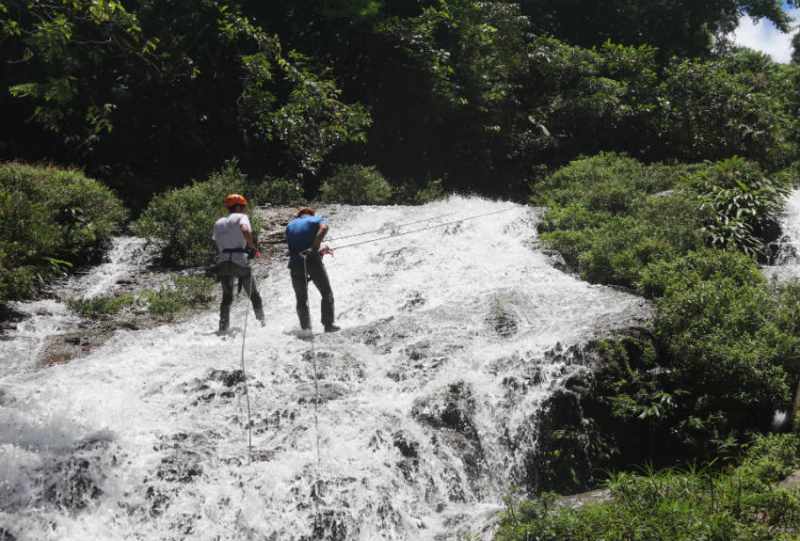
[324,324,341,333]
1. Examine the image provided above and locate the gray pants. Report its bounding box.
[290,252,334,330]
[217,261,264,332]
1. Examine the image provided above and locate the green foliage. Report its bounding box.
[250,177,305,206]
[646,251,795,454]
[657,52,797,169]
[144,275,215,321]
[67,293,135,319]
[240,48,372,176]
[415,178,447,204]
[0,162,126,303]
[688,158,790,257]
[319,164,393,204]
[519,0,797,58]
[536,153,800,460]
[496,435,800,541]
[133,161,260,268]
[537,154,705,287]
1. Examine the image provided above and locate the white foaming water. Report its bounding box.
[0,236,151,375]
[765,189,800,280]
[79,237,151,299]
[0,197,648,540]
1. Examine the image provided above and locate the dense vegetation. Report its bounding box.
[535,152,800,462]
[498,433,800,540]
[0,162,125,303]
[2,1,800,206]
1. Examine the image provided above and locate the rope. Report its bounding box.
[302,252,324,531]
[330,206,517,251]
[239,273,255,462]
[326,211,459,242]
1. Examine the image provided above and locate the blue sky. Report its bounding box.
[733,3,798,62]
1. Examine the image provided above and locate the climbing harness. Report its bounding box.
[330,206,517,251]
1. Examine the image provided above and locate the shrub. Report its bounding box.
[414,178,446,204]
[0,162,126,303]
[144,275,216,320]
[133,161,261,267]
[318,164,393,204]
[67,293,135,319]
[687,157,790,257]
[250,177,305,206]
[496,435,800,541]
[648,252,794,454]
[535,152,800,463]
[537,154,705,288]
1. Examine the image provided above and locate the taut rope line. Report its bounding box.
[326,211,459,242]
[330,206,517,251]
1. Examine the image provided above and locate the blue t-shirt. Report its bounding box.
[286,215,327,263]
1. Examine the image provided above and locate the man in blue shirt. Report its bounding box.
[286,207,339,332]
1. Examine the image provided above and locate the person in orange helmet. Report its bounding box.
[286,207,338,333]
[212,194,264,334]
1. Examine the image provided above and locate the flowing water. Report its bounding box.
[766,189,800,281]
[0,197,649,540]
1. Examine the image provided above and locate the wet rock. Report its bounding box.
[401,291,426,311]
[486,304,518,338]
[208,369,245,387]
[145,486,171,517]
[393,430,421,480]
[38,329,113,366]
[40,435,113,511]
[519,329,659,494]
[154,433,213,483]
[412,382,486,499]
[413,382,478,435]
[302,510,351,541]
[541,248,567,271]
[0,304,26,324]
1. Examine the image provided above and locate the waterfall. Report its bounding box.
[0,196,649,540]
[0,236,151,375]
[765,189,800,281]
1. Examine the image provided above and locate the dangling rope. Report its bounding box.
[239,273,255,462]
[302,252,324,532]
[330,206,517,251]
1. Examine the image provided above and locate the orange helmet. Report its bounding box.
[296,207,315,217]
[224,193,248,209]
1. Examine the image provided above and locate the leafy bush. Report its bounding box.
[534,153,800,463]
[250,177,305,206]
[536,154,705,288]
[645,251,796,454]
[687,157,790,257]
[0,162,126,303]
[144,275,216,320]
[496,435,800,541]
[67,293,135,319]
[414,178,446,204]
[133,161,261,267]
[319,164,393,204]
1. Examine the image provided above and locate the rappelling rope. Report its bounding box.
[302,252,324,531]
[330,206,518,251]
[239,273,255,462]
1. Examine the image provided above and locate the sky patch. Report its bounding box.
[733,6,798,63]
